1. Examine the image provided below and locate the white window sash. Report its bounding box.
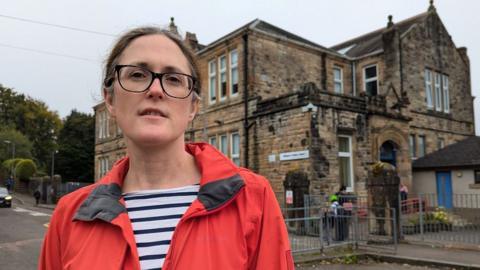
[338,135,354,192]
[334,67,343,94]
[443,75,450,113]
[434,73,442,111]
[363,65,378,95]
[209,136,217,148]
[425,69,433,109]
[219,55,227,101]
[230,133,240,165]
[208,60,217,104]
[219,134,228,155]
[229,50,239,97]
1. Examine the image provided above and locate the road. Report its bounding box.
[0,204,52,270]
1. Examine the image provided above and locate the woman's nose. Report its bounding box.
[147,77,165,98]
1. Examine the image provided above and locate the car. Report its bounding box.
[0,187,12,207]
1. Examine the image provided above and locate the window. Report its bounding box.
[219,55,227,101]
[230,50,239,96]
[338,136,354,192]
[208,60,217,103]
[442,75,449,113]
[409,134,416,159]
[418,135,426,157]
[475,170,480,184]
[364,65,378,96]
[434,73,442,111]
[99,157,109,178]
[209,136,217,148]
[425,69,433,109]
[231,133,240,166]
[219,134,228,155]
[98,110,109,139]
[437,138,445,150]
[333,67,343,94]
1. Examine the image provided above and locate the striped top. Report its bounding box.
[124,184,200,270]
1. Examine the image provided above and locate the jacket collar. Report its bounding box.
[74,143,245,222]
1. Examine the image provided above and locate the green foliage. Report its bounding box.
[0,127,33,161]
[15,159,37,180]
[56,110,94,182]
[0,84,62,171]
[2,158,22,174]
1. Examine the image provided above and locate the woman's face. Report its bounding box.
[105,34,198,147]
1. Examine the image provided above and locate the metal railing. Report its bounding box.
[284,206,397,254]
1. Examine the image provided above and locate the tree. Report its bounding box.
[0,127,33,161]
[56,110,94,182]
[0,84,62,173]
[15,159,37,180]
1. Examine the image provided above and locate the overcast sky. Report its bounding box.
[1,0,479,134]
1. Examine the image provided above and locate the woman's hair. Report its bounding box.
[102,26,201,100]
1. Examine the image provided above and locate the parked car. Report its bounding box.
[0,187,12,207]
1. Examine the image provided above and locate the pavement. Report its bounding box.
[11,192,56,210]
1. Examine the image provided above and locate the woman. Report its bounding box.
[39,27,294,270]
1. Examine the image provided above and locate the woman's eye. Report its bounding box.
[129,71,148,79]
[164,74,182,84]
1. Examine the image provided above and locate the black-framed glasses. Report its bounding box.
[115,65,197,99]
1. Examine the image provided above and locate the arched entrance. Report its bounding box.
[380,140,398,168]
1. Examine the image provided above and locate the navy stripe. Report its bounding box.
[134,227,176,234]
[124,191,198,201]
[137,240,171,247]
[130,214,183,223]
[127,202,192,212]
[146,268,161,270]
[139,254,166,261]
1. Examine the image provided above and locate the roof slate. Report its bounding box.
[412,136,480,170]
[331,12,429,58]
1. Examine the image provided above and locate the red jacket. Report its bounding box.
[39,143,294,270]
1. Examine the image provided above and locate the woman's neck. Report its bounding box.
[122,139,201,193]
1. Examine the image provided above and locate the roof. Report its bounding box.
[412,136,480,170]
[331,12,430,58]
[198,19,340,56]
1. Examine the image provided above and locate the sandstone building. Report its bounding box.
[94,3,475,204]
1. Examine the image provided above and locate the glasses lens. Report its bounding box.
[162,73,193,98]
[118,66,152,92]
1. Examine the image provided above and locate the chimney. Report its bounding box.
[184,32,199,51]
[168,17,179,36]
[457,47,470,68]
[387,15,394,28]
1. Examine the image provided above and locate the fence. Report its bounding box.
[283,205,398,254]
[400,193,480,246]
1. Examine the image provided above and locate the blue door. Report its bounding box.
[436,172,453,209]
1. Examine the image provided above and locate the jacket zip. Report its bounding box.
[164,185,246,269]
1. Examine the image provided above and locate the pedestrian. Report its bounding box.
[329,194,346,241]
[34,189,41,206]
[5,176,13,193]
[400,183,409,212]
[39,26,293,270]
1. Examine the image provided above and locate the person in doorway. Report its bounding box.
[400,183,409,212]
[39,26,293,270]
[34,189,41,206]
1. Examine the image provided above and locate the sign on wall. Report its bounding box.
[279,150,309,161]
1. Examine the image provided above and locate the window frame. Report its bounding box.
[218,55,227,101]
[425,69,434,109]
[442,74,450,113]
[474,170,480,184]
[219,134,228,155]
[230,132,240,166]
[437,138,445,150]
[208,60,217,104]
[229,50,239,97]
[434,73,442,112]
[418,135,426,157]
[409,134,417,159]
[208,136,217,148]
[333,66,343,94]
[363,64,378,96]
[338,135,354,192]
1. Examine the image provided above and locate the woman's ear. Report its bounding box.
[104,88,116,118]
[188,98,199,121]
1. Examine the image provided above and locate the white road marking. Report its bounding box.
[13,207,51,217]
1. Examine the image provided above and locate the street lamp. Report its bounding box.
[50,149,59,203]
[3,140,16,181]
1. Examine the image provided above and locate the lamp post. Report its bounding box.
[3,140,16,182]
[50,150,58,203]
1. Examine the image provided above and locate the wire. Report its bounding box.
[0,43,98,63]
[0,13,116,37]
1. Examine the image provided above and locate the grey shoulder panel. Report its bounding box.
[198,174,245,211]
[73,183,126,222]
